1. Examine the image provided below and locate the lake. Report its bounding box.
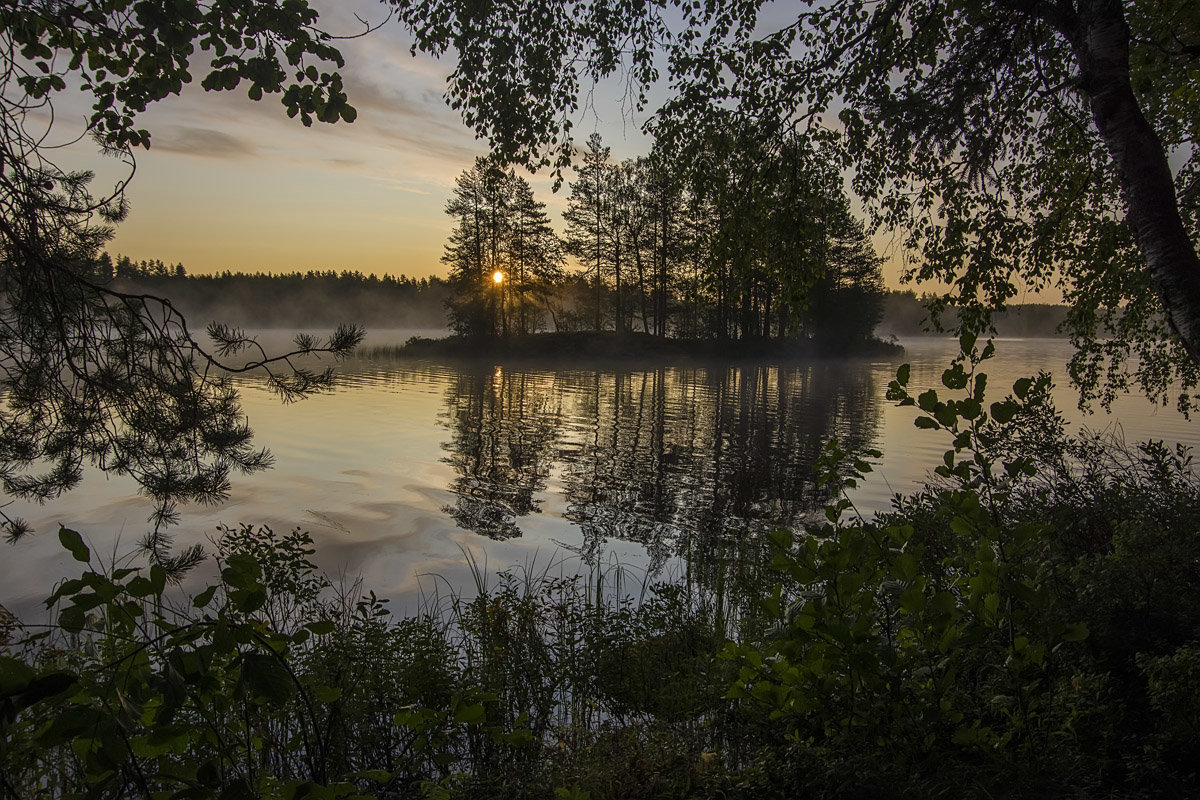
[2,335,1196,622]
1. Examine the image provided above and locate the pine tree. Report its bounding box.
[508,179,564,334]
[443,157,512,336]
[563,134,611,332]
[443,158,564,336]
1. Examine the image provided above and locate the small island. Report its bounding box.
[397,329,904,363]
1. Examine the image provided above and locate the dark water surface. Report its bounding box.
[2,336,1196,621]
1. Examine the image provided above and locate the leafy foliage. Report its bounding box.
[721,343,1200,796]
[0,525,736,799]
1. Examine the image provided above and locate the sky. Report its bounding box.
[62,0,654,280]
[48,0,941,291]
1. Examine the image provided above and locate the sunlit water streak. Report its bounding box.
[1,336,1195,622]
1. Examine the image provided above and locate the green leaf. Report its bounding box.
[973,372,988,401]
[193,585,218,608]
[149,564,167,596]
[304,619,336,636]
[950,516,974,536]
[914,416,939,429]
[48,578,85,604]
[1013,377,1033,399]
[1061,622,1089,642]
[313,685,342,703]
[57,605,86,633]
[232,587,267,614]
[942,364,968,390]
[353,769,393,783]
[959,331,976,355]
[453,702,487,725]
[0,656,35,694]
[58,527,90,563]
[126,576,155,598]
[934,403,958,427]
[959,398,982,420]
[896,363,911,386]
[990,400,1017,424]
[221,553,262,590]
[0,670,76,720]
[241,652,294,706]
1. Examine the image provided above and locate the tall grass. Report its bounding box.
[2,526,748,799]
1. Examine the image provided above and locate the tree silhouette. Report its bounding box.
[447,129,887,346]
[562,134,612,332]
[444,158,564,337]
[508,179,566,334]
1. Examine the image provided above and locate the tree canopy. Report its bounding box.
[389,0,1200,409]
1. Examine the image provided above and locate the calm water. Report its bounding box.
[2,336,1196,620]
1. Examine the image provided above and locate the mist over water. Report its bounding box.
[2,337,1195,623]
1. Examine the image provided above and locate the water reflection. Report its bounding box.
[441,367,562,539]
[440,362,883,579]
[7,339,1194,624]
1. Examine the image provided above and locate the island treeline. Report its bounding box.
[99,128,1072,350]
[442,132,888,349]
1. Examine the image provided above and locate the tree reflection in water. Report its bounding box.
[441,366,562,539]
[440,362,880,597]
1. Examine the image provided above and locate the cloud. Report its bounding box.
[363,118,480,171]
[324,156,368,170]
[340,69,481,166]
[151,126,258,158]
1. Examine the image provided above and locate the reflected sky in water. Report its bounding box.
[2,338,1196,622]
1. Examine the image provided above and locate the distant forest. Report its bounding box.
[880,290,1070,339]
[99,255,452,330]
[101,256,1070,341]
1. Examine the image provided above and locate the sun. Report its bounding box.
[492,271,504,284]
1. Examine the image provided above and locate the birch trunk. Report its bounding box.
[1070,0,1200,361]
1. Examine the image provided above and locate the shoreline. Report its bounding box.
[365,330,905,364]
